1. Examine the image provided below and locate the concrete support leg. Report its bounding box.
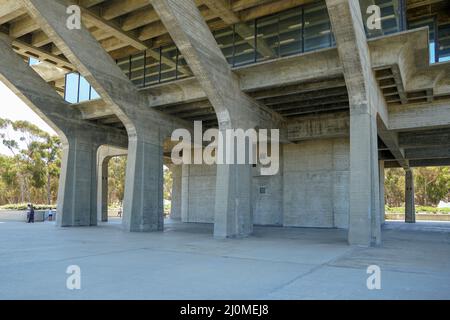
[57,136,100,227]
[98,157,110,222]
[405,169,416,223]
[169,165,182,220]
[348,113,381,246]
[214,133,253,238]
[123,135,164,232]
[181,165,190,222]
[379,160,385,225]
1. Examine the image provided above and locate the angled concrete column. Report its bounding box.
[0,34,127,227]
[405,169,416,223]
[123,132,164,232]
[152,0,282,238]
[169,165,182,220]
[326,0,381,246]
[23,0,191,232]
[214,132,253,238]
[58,134,101,226]
[181,164,190,222]
[379,160,385,225]
[99,157,109,222]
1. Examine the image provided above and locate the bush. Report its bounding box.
[0,203,57,211]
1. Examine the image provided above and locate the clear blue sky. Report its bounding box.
[0,81,56,155]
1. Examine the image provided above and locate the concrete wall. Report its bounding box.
[283,138,350,229]
[181,164,216,223]
[181,138,350,228]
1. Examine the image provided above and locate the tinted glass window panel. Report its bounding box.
[130,53,145,87]
[214,26,235,64]
[361,0,402,38]
[144,50,160,85]
[438,24,450,62]
[160,46,177,82]
[233,21,256,66]
[304,1,332,52]
[117,57,131,79]
[256,14,280,62]
[64,73,79,104]
[78,76,91,102]
[90,87,100,100]
[279,8,302,57]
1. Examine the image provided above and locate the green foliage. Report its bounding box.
[385,206,450,214]
[384,168,405,207]
[0,118,61,205]
[0,203,57,210]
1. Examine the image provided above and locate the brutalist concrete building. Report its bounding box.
[0,0,449,246]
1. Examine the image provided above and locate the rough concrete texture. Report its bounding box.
[181,139,350,229]
[327,0,384,246]
[0,34,127,229]
[0,220,449,300]
[283,139,350,229]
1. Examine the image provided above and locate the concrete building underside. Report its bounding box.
[0,0,449,246]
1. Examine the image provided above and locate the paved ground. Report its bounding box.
[0,218,449,300]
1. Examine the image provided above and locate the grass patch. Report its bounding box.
[0,203,56,211]
[385,206,450,214]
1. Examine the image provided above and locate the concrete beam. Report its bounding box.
[399,128,450,148]
[389,100,450,131]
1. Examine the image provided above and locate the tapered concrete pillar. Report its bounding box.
[152,0,282,238]
[379,160,386,224]
[214,131,253,238]
[405,169,416,223]
[169,165,182,220]
[58,135,100,227]
[99,158,109,222]
[326,0,381,246]
[123,133,164,232]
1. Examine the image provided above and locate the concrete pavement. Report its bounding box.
[0,219,449,300]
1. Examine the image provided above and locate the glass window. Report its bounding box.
[214,26,235,64]
[117,56,131,79]
[304,1,332,52]
[361,0,403,38]
[130,52,146,87]
[233,21,256,66]
[90,87,100,100]
[278,8,303,57]
[438,23,450,62]
[144,49,161,85]
[28,57,40,66]
[160,45,177,82]
[256,14,280,62]
[78,76,91,102]
[64,73,80,104]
